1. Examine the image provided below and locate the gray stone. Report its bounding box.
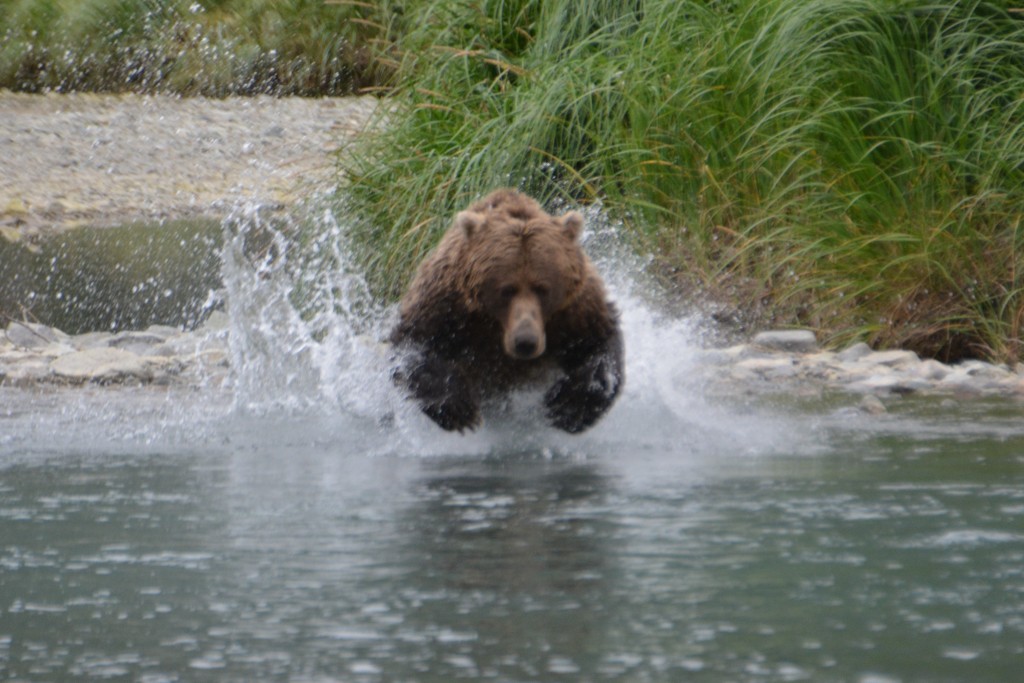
[2,359,50,385]
[145,324,182,338]
[107,331,171,354]
[847,374,929,395]
[956,360,1012,380]
[734,357,799,379]
[751,330,819,354]
[6,321,69,349]
[72,331,116,350]
[937,368,982,393]
[859,394,888,415]
[143,355,185,379]
[917,359,951,381]
[794,353,842,382]
[50,347,153,383]
[143,343,178,357]
[37,342,76,359]
[837,342,873,363]
[860,350,920,368]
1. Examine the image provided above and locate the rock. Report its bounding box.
[142,355,186,380]
[50,347,153,383]
[733,357,799,379]
[752,330,818,353]
[145,324,182,338]
[860,349,920,368]
[956,360,1012,380]
[107,330,172,354]
[36,342,76,359]
[937,367,982,393]
[72,331,116,350]
[143,343,179,357]
[917,359,952,381]
[846,373,930,395]
[797,351,841,378]
[859,394,888,415]
[2,359,50,385]
[837,342,873,363]
[6,321,69,349]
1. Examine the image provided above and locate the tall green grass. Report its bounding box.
[341,0,1024,362]
[0,0,398,94]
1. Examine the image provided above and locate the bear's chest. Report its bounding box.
[461,335,560,393]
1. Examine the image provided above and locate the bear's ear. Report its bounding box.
[561,211,584,241]
[455,210,485,239]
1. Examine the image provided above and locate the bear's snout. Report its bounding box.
[512,328,540,358]
[504,297,546,360]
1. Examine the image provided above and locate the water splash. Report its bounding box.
[0,196,815,461]
[217,198,806,460]
[220,201,389,413]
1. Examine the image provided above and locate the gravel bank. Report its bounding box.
[0,90,378,238]
[4,317,1024,407]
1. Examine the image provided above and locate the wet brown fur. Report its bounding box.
[390,189,623,433]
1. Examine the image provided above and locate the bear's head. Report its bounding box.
[457,198,586,360]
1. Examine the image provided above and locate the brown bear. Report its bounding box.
[390,189,623,433]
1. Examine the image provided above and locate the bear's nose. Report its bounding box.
[513,334,539,359]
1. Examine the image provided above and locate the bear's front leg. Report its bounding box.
[545,328,624,434]
[398,352,481,432]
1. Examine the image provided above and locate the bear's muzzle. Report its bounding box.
[504,297,546,360]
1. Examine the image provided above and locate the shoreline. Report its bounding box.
[2,92,1023,407]
[0,91,378,239]
[3,317,1024,411]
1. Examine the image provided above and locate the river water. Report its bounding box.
[2,207,1024,682]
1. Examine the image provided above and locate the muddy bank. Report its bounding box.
[0,91,378,238]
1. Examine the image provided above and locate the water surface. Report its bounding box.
[2,206,1024,682]
[3,392,1024,682]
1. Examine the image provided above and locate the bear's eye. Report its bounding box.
[499,285,518,301]
[532,284,549,298]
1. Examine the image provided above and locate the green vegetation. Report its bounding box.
[3,0,1023,362]
[341,0,1024,363]
[0,0,398,95]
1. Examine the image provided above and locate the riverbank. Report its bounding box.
[0,91,378,239]
[2,91,1023,408]
[338,0,1024,365]
[4,317,1024,412]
